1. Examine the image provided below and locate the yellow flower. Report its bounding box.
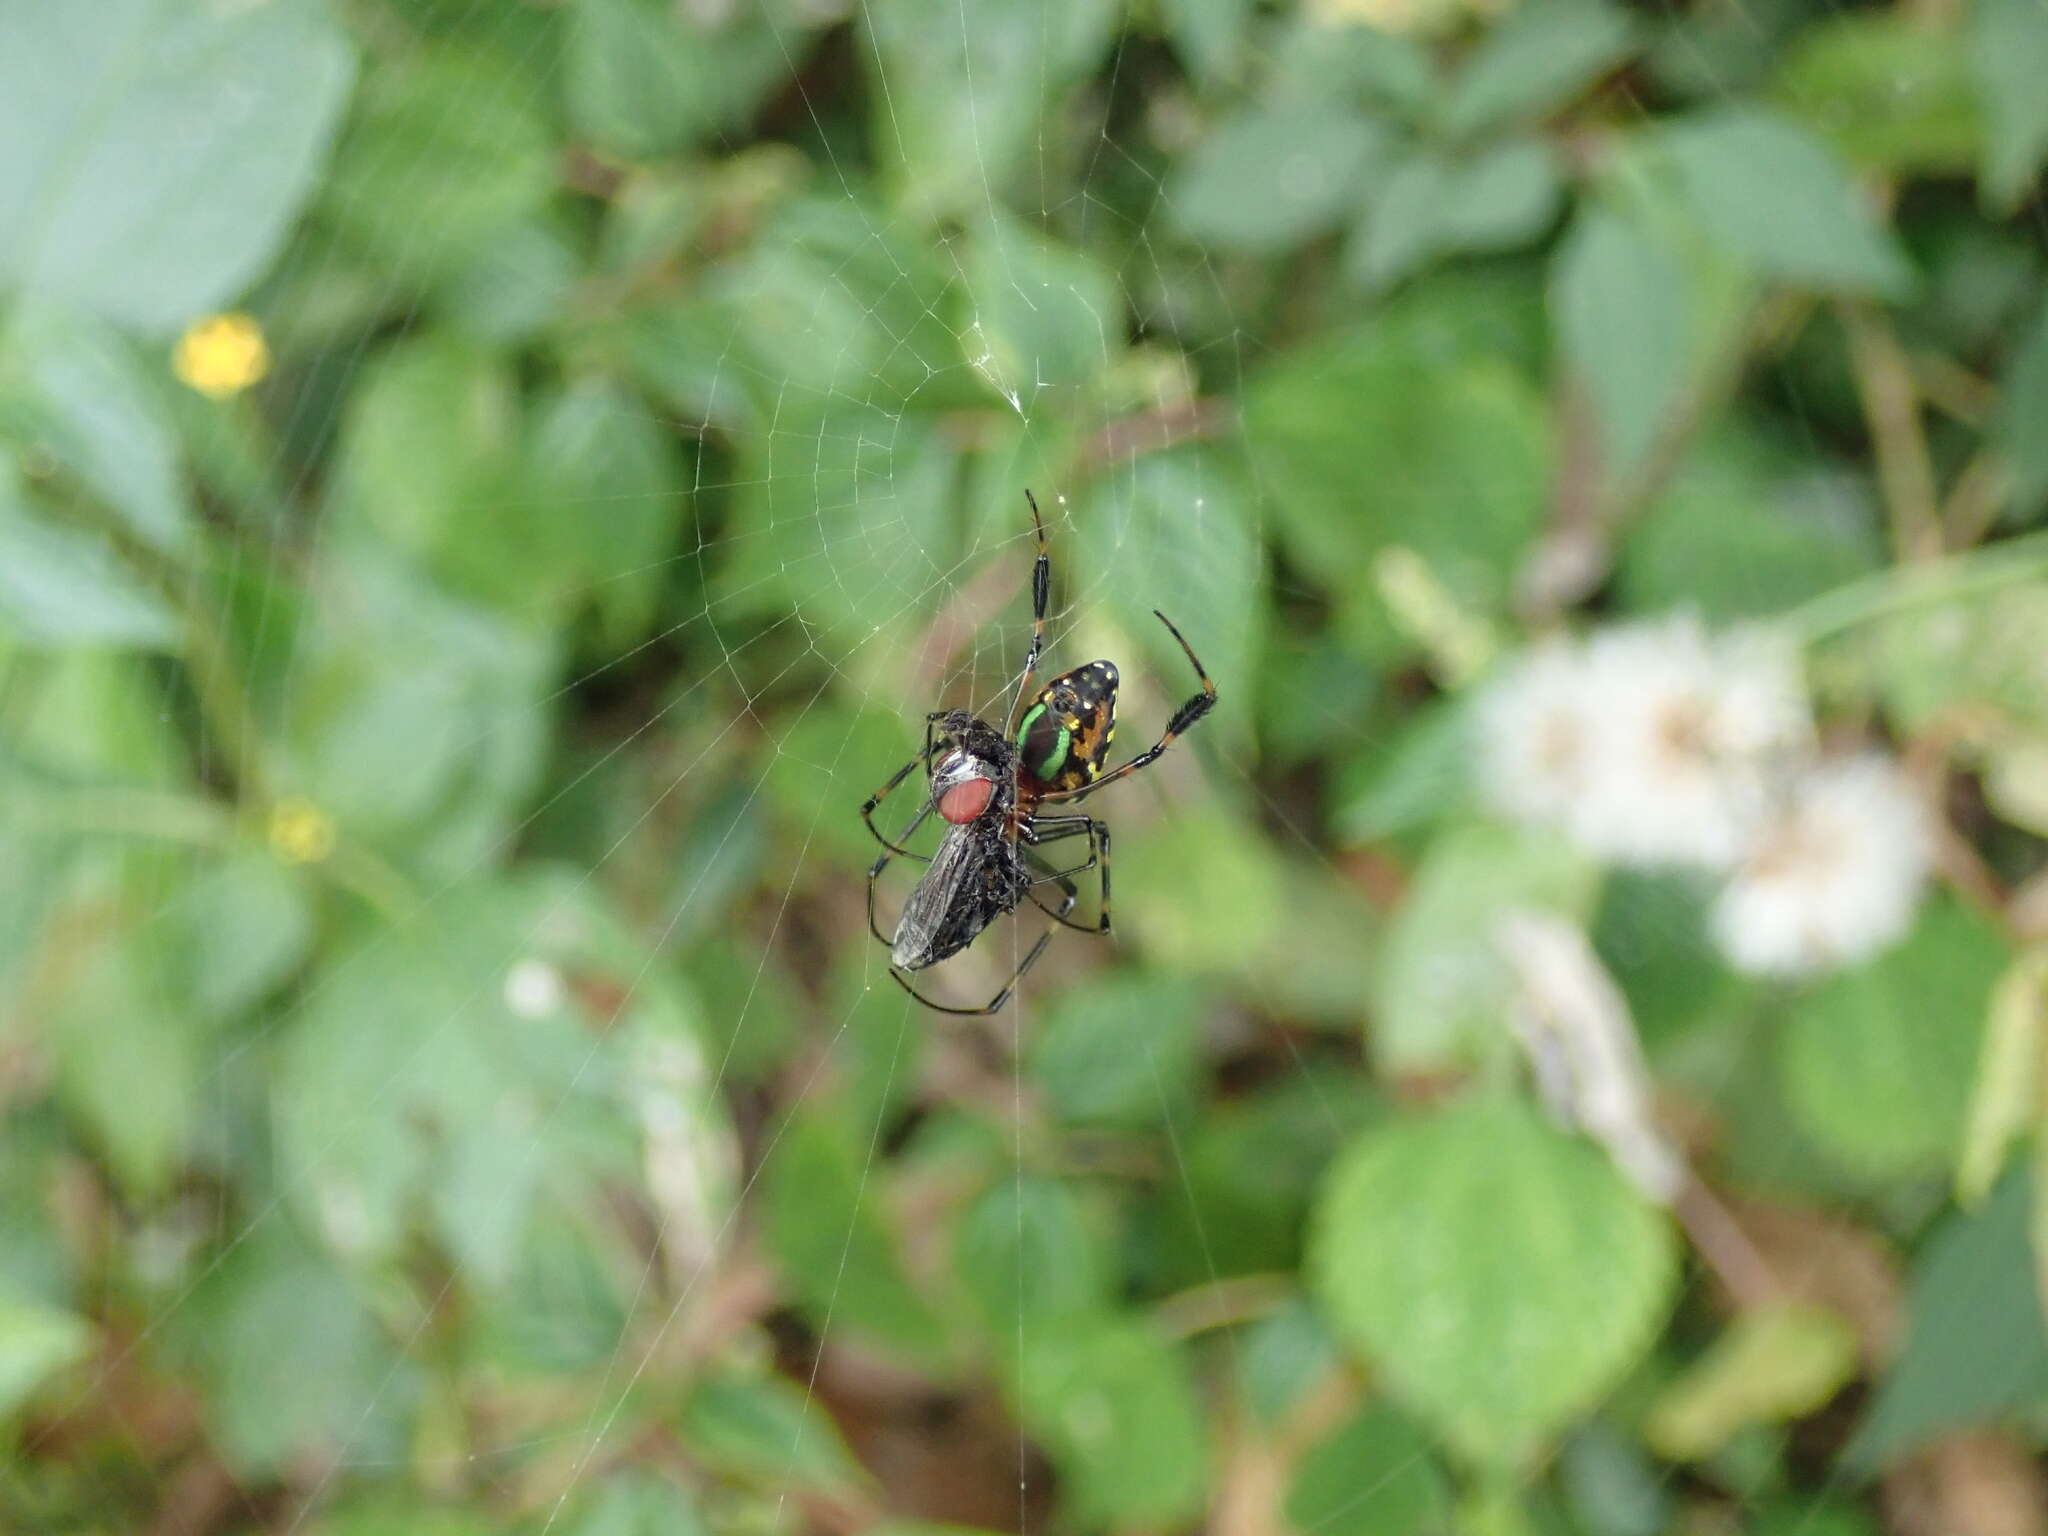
[268,798,336,865]
[173,313,270,399]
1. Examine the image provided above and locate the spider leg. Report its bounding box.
[867,797,937,946]
[860,711,952,860]
[1022,817,1111,936]
[1005,489,1052,738]
[1032,609,1216,809]
[888,874,1074,1016]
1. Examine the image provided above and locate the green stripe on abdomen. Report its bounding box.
[1016,703,1071,778]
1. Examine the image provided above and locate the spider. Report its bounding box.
[861,490,1217,1015]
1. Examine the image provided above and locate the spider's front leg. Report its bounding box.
[860,711,954,860]
[1034,610,1216,809]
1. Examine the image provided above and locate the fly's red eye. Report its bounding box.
[937,776,995,824]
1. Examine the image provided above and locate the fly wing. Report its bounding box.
[891,825,999,971]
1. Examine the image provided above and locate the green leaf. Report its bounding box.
[561,1473,711,1536]
[1076,447,1263,714]
[5,649,185,783]
[43,890,201,1200]
[525,378,687,648]
[280,549,555,876]
[1270,19,1438,115]
[1971,0,2048,212]
[0,1299,91,1418]
[1752,1508,1879,1536]
[712,197,969,416]
[1441,3,1636,140]
[1238,868,1382,1027]
[1998,300,2048,515]
[1245,300,1549,651]
[320,48,555,286]
[0,481,177,650]
[1170,105,1391,255]
[1590,869,1747,1050]
[1557,1423,1674,1536]
[467,1201,630,1375]
[565,0,791,160]
[1114,808,1287,979]
[308,1498,496,1536]
[1158,0,1251,85]
[1660,108,1914,298]
[679,1370,872,1494]
[723,400,962,637]
[1241,1300,1341,1426]
[1868,583,2048,736]
[181,851,312,1018]
[330,335,528,609]
[1983,734,2048,838]
[1643,1302,1860,1461]
[0,0,353,331]
[1351,138,1562,289]
[1957,950,2046,1205]
[1256,630,1382,767]
[1332,695,1476,845]
[1775,12,1981,174]
[1368,820,1599,1074]
[966,215,1123,403]
[864,0,1120,218]
[1309,1096,1678,1468]
[1029,974,1205,1129]
[1552,205,1693,475]
[1438,138,1565,251]
[1845,1164,2048,1468]
[1015,1315,1208,1528]
[1616,431,1885,620]
[761,1110,949,1362]
[434,217,580,345]
[1286,1405,1453,1536]
[953,1177,1108,1331]
[2,306,190,553]
[275,876,650,1275]
[768,704,938,866]
[178,1225,408,1477]
[1779,900,2003,1181]
[1151,1072,1379,1284]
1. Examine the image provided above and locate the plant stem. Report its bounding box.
[1783,529,2048,647]
[11,785,236,848]
[1839,301,1944,563]
[1155,1273,1295,1340]
[67,499,272,803]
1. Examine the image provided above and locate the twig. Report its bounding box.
[1154,1273,1294,1340]
[1520,292,1808,612]
[1674,1178,1783,1309]
[1940,449,2008,550]
[1911,351,1997,427]
[1072,396,1232,474]
[1839,301,1943,563]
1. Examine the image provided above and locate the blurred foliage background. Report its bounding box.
[5,0,2048,1531]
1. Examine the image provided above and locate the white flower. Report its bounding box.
[1711,754,1933,979]
[1476,639,1605,829]
[1568,616,1810,868]
[503,957,566,1019]
[1478,615,1812,870]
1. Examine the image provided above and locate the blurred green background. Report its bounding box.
[6,0,2048,1531]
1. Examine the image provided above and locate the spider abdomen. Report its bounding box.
[1016,659,1118,796]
